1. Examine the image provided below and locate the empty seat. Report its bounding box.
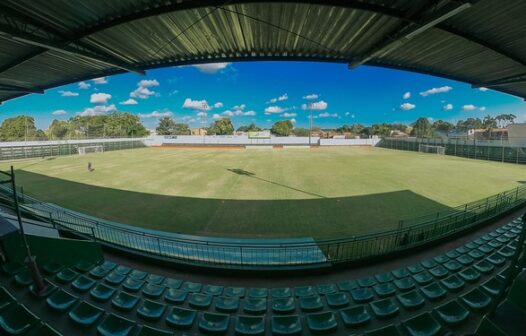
[247,288,267,298]
[412,271,433,285]
[0,304,39,335]
[440,274,465,292]
[203,285,224,296]
[146,274,165,285]
[326,292,350,308]
[166,307,196,329]
[306,311,337,333]
[27,322,62,336]
[74,260,95,273]
[497,246,515,258]
[420,282,446,301]
[364,324,401,336]
[434,299,470,325]
[272,315,302,335]
[224,287,245,298]
[433,255,449,264]
[455,246,470,254]
[235,315,265,335]
[420,259,438,269]
[89,265,110,279]
[90,283,116,302]
[129,269,148,280]
[137,299,166,321]
[375,272,394,283]
[393,277,415,292]
[357,276,377,287]
[42,261,64,275]
[272,297,295,314]
[272,288,292,298]
[199,312,230,334]
[136,325,172,336]
[299,295,323,312]
[462,288,492,311]
[189,293,213,309]
[468,249,484,260]
[340,305,370,327]
[444,260,462,272]
[370,298,399,319]
[14,269,33,286]
[164,289,187,304]
[68,301,104,327]
[350,288,374,303]
[391,267,410,279]
[457,255,474,266]
[71,275,96,292]
[294,286,315,297]
[446,250,460,259]
[46,289,78,312]
[403,312,442,336]
[142,283,165,298]
[215,296,239,313]
[373,283,396,298]
[487,253,506,266]
[114,265,131,275]
[97,313,136,336]
[111,291,140,312]
[458,267,481,283]
[481,277,504,297]
[104,272,127,286]
[122,278,144,292]
[244,298,267,315]
[317,284,337,295]
[397,290,425,310]
[474,260,495,274]
[181,282,202,293]
[163,277,182,289]
[407,263,424,274]
[336,280,357,292]
[429,266,448,278]
[100,260,117,271]
[56,268,79,283]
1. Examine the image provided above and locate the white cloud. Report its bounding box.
[78,104,116,116]
[120,98,138,105]
[222,110,234,117]
[400,102,416,110]
[192,62,231,74]
[59,90,79,97]
[90,93,112,104]
[281,112,297,117]
[138,111,173,119]
[443,103,453,110]
[169,90,179,96]
[52,110,67,116]
[243,110,256,116]
[462,104,476,111]
[403,92,411,99]
[290,118,296,123]
[196,111,208,118]
[303,94,319,100]
[212,114,222,120]
[213,102,223,108]
[420,86,452,97]
[130,79,160,99]
[479,87,489,92]
[265,106,285,114]
[268,93,288,103]
[138,79,159,87]
[78,81,91,89]
[479,106,486,111]
[318,112,338,118]
[301,100,328,111]
[92,77,108,84]
[183,98,210,111]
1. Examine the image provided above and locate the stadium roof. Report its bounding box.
[1,0,526,103]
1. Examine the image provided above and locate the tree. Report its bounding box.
[48,119,69,139]
[156,117,176,135]
[67,112,149,138]
[456,118,483,131]
[495,113,516,128]
[237,123,261,132]
[432,120,455,132]
[336,124,352,133]
[207,118,234,135]
[172,123,190,135]
[410,117,433,138]
[0,115,37,141]
[271,120,293,136]
[350,124,365,135]
[292,127,310,136]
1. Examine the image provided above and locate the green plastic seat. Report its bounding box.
[397,290,425,310]
[370,298,399,319]
[420,282,446,301]
[0,287,15,312]
[488,240,503,248]
[464,242,478,250]
[336,280,357,292]
[350,287,374,303]
[56,268,79,283]
[146,274,165,285]
[225,286,246,298]
[487,253,506,266]
[199,312,230,334]
[142,283,165,298]
[14,269,33,286]
[42,261,64,275]
[412,271,433,285]
[357,276,377,287]
[272,315,302,335]
[164,288,187,304]
[433,255,449,264]
[317,283,337,295]
[394,277,415,292]
[111,291,140,312]
[246,288,267,299]
[68,301,104,327]
[90,283,116,302]
[444,260,462,272]
[392,267,410,279]
[326,292,350,308]
[166,307,196,329]
[300,295,323,312]
[181,282,202,293]
[446,250,460,259]
[373,283,396,298]
[306,311,337,333]
[294,286,315,297]
[498,246,515,259]
[429,265,448,278]
[216,296,239,313]
[340,305,370,327]
[1,262,23,276]
[129,269,148,280]
[434,299,470,325]
[114,265,131,275]
[73,260,95,273]
[458,267,481,283]
[272,297,295,314]
[364,324,401,336]
[420,259,437,269]
[71,275,96,292]
[473,238,486,246]
[46,289,78,311]
[474,260,495,274]
[375,272,394,283]
[481,277,504,297]
[89,265,110,279]
[457,254,474,265]
[105,272,127,286]
[100,261,117,271]
[244,298,267,315]
[461,288,492,311]
[478,245,494,254]
[27,322,62,336]
[403,312,442,336]
[440,274,465,292]
[407,263,424,274]
[203,285,224,296]
[163,277,182,289]
[0,304,39,335]
[272,288,292,298]
[235,315,265,335]
[137,299,166,321]
[189,293,212,309]
[122,277,144,292]
[97,313,136,336]
[136,325,172,336]
[468,249,484,259]
[455,246,470,254]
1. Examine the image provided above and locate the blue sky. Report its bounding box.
[1,61,525,130]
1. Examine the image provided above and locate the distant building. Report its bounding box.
[473,128,508,140]
[191,128,207,136]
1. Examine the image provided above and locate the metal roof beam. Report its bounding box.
[348,1,474,69]
[472,73,526,88]
[0,83,43,94]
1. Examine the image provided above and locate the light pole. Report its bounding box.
[308,102,313,146]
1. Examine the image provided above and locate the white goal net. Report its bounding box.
[418,144,446,155]
[78,145,104,155]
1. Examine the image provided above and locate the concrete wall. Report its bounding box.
[156,135,379,146]
[0,137,149,148]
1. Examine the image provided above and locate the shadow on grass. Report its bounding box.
[13,170,453,239]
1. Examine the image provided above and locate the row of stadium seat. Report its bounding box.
[0,216,523,335]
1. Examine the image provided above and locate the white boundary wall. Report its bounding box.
[154,135,380,146]
[0,137,149,148]
[319,138,381,146]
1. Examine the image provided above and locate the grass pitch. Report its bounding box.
[1,146,524,239]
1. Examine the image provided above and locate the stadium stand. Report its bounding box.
[0,216,523,335]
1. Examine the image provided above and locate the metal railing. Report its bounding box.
[0,184,525,270]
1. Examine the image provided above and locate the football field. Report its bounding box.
[1,146,524,239]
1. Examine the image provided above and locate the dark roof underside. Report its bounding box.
[0,0,525,103]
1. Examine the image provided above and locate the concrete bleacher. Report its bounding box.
[0,216,523,335]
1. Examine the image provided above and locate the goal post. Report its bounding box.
[77,145,104,155]
[418,144,446,155]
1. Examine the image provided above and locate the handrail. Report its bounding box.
[0,184,525,269]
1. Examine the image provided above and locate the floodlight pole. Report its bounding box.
[309,103,313,146]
